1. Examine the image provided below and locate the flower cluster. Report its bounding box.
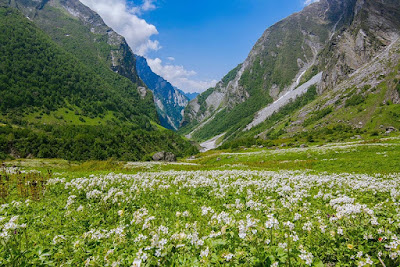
[1,169,399,265]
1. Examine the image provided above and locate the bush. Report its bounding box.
[370,130,379,137]
[345,94,366,107]
[303,107,333,126]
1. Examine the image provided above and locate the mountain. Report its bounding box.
[2,0,156,124]
[181,91,199,101]
[135,55,189,130]
[0,1,155,124]
[181,0,400,149]
[0,2,196,160]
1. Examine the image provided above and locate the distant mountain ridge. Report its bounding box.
[180,91,199,101]
[181,0,400,150]
[135,55,189,130]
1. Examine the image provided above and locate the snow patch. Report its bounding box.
[200,133,225,152]
[245,72,322,130]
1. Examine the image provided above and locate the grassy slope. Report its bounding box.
[226,57,400,147]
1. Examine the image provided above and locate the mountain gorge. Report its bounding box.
[135,55,189,130]
[181,0,400,149]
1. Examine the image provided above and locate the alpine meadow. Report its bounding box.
[1,0,400,266]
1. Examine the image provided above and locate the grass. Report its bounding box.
[184,136,400,174]
[3,135,400,175]
[24,107,118,126]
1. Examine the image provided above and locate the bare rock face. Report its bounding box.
[152,152,177,162]
[135,55,189,130]
[319,0,400,93]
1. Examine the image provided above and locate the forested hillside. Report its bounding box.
[0,6,154,124]
[0,5,196,160]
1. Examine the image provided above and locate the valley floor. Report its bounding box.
[1,137,400,266]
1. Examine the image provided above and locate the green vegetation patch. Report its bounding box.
[345,94,366,107]
[303,107,333,127]
[297,65,319,87]
[0,123,197,161]
[0,6,156,126]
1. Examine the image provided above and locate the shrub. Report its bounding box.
[345,94,366,107]
[303,107,333,126]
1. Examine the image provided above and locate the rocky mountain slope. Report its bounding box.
[12,0,145,85]
[136,56,189,130]
[181,0,400,149]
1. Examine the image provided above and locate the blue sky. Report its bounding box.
[80,0,317,93]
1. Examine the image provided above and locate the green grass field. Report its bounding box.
[1,136,400,266]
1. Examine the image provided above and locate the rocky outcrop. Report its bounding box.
[318,0,400,93]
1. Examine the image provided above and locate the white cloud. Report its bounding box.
[79,0,160,55]
[79,0,216,93]
[303,0,320,6]
[147,58,218,93]
[131,0,157,14]
[141,0,156,12]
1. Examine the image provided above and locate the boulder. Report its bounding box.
[386,126,396,133]
[165,152,177,162]
[152,151,177,162]
[153,152,165,161]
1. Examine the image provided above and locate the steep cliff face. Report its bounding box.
[182,0,400,148]
[136,56,189,130]
[319,0,400,92]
